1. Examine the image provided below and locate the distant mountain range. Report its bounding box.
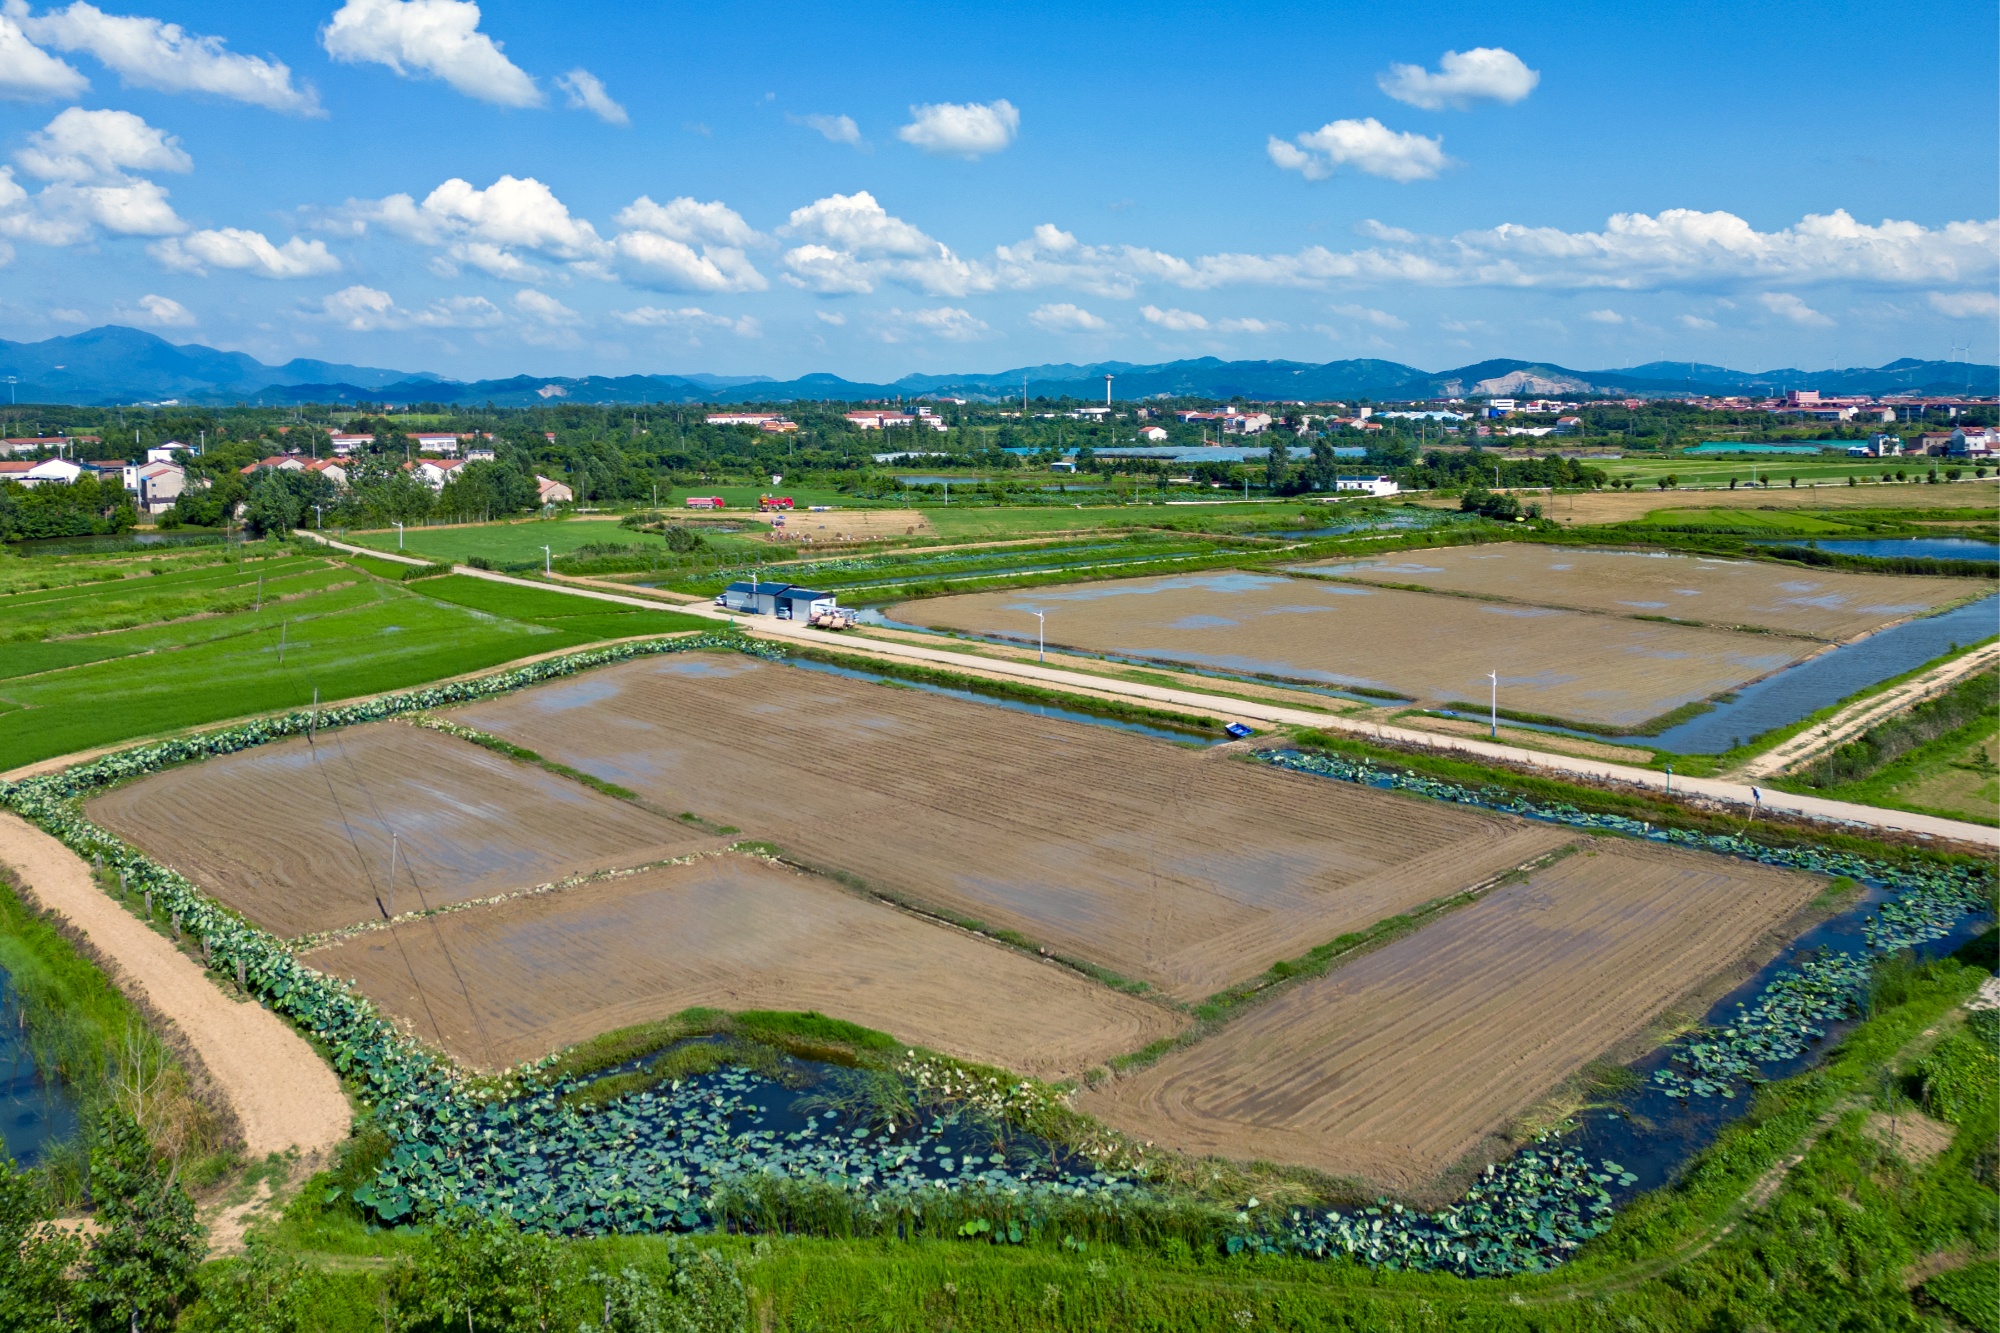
[4,326,1994,408]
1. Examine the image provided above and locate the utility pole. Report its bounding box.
[1488,670,1499,738]
[542,545,552,576]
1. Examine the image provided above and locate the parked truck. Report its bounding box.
[685,495,725,510]
[758,495,795,511]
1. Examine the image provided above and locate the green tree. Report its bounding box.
[80,1109,202,1333]
[1262,439,1289,492]
[0,1157,82,1331]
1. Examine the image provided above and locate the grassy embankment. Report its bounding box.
[0,542,707,768]
[1772,669,2000,825]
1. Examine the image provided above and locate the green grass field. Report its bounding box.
[0,557,707,767]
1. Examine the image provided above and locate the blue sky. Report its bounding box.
[0,0,1992,381]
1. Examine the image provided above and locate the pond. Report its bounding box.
[1756,537,2000,563]
[0,965,78,1168]
[1647,593,2000,754]
[7,529,224,557]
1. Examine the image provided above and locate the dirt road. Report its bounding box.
[0,812,350,1158]
[1738,640,2000,779]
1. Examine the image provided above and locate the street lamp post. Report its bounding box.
[1024,608,1045,663]
[393,520,404,550]
[542,545,552,576]
[1487,670,1498,738]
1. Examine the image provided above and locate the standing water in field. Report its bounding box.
[1646,593,2000,754]
[0,965,78,1167]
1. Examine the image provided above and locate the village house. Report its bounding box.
[536,474,574,504]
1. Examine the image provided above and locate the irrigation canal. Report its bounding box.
[0,963,77,1167]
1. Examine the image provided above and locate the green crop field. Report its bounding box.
[0,554,707,767]
[344,517,672,565]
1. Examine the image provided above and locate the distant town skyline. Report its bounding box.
[0,0,1991,381]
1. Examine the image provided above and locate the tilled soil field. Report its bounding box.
[894,572,1810,729]
[304,854,1183,1076]
[87,722,709,938]
[1475,479,2000,526]
[1298,543,1985,641]
[452,653,1573,999]
[1078,839,1821,1191]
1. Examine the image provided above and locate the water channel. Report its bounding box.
[0,965,78,1168]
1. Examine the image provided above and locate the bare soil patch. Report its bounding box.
[452,654,1572,998]
[87,722,706,938]
[304,854,1183,1078]
[1299,543,1985,642]
[1864,1110,1956,1168]
[1393,712,1657,764]
[895,571,1813,730]
[749,508,933,542]
[1078,838,1820,1192]
[1504,480,2000,526]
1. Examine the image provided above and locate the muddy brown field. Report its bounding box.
[452,653,1572,998]
[895,571,1812,729]
[1079,839,1820,1191]
[1465,479,2000,526]
[304,853,1184,1076]
[88,722,709,937]
[1298,543,1985,641]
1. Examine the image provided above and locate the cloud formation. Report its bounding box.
[11,1,320,114]
[1267,118,1448,182]
[126,291,191,324]
[0,107,185,243]
[1328,301,1407,329]
[1757,291,1833,326]
[897,99,1017,158]
[1028,301,1107,332]
[355,174,605,279]
[1378,47,1539,110]
[611,304,759,336]
[779,190,986,295]
[317,283,504,330]
[555,67,625,125]
[0,13,83,99]
[611,195,765,292]
[321,0,539,107]
[1140,304,1207,330]
[1928,289,1999,319]
[150,227,339,278]
[791,112,861,147]
[873,305,989,341]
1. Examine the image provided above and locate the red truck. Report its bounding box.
[757,495,795,511]
[684,496,725,510]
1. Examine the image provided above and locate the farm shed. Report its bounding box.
[718,581,837,619]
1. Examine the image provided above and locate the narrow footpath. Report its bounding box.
[0,813,351,1158]
[298,530,2000,849]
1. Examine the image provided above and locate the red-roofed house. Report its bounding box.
[536,474,573,504]
[240,455,307,475]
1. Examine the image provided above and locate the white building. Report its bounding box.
[536,474,574,504]
[707,413,783,427]
[1220,410,1272,436]
[22,457,81,486]
[1949,427,1994,457]
[1333,475,1401,497]
[123,461,185,512]
[408,433,460,455]
[1138,425,1169,442]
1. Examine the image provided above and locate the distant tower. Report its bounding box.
[1104,374,1114,407]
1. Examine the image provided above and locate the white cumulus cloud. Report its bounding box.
[555,67,625,125]
[1677,314,1717,329]
[316,283,504,330]
[1583,308,1625,323]
[1140,304,1207,331]
[1928,289,2000,319]
[1028,302,1107,332]
[17,104,185,179]
[352,174,606,280]
[791,112,861,146]
[0,13,83,99]
[11,1,319,114]
[611,195,765,292]
[897,98,1017,158]
[779,190,988,295]
[321,0,539,107]
[1267,118,1448,182]
[1378,47,1539,110]
[122,291,190,324]
[150,227,338,277]
[1757,291,1833,326]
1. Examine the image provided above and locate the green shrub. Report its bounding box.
[1916,1010,2000,1124]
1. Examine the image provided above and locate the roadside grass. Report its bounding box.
[0,556,351,641]
[0,867,231,1201]
[410,573,709,637]
[0,539,236,595]
[1781,671,2000,826]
